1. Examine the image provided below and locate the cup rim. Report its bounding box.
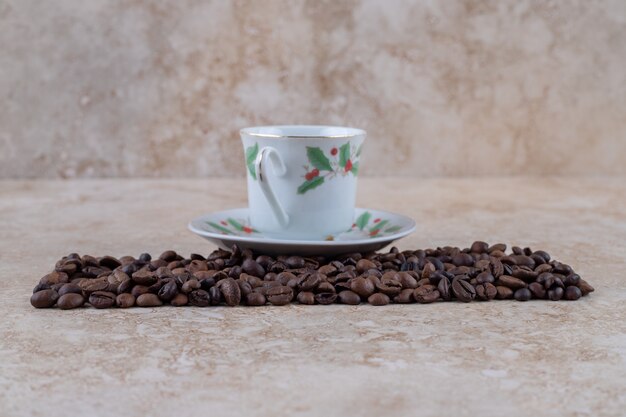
[240,125,366,139]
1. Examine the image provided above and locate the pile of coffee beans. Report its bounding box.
[30,243,594,309]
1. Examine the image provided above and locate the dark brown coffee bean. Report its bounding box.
[168,293,187,306]
[368,293,390,306]
[497,275,526,290]
[414,285,440,304]
[297,272,322,291]
[564,273,581,286]
[58,293,85,309]
[452,253,474,267]
[337,290,361,305]
[158,280,178,301]
[452,278,476,302]
[181,278,200,293]
[356,259,377,273]
[513,288,532,301]
[98,256,121,269]
[296,291,314,305]
[548,287,564,301]
[31,289,59,308]
[58,283,82,296]
[266,285,293,306]
[32,282,51,293]
[246,292,266,306]
[158,250,177,262]
[475,283,497,301]
[89,291,116,308]
[494,286,512,299]
[564,286,582,301]
[39,271,69,286]
[186,290,209,306]
[437,277,451,300]
[131,285,150,298]
[528,282,546,299]
[284,256,305,269]
[578,279,594,296]
[470,241,489,253]
[241,259,265,278]
[116,293,136,308]
[475,271,494,284]
[511,267,537,282]
[131,269,157,286]
[219,278,242,307]
[393,288,414,303]
[237,280,253,297]
[315,292,337,305]
[350,277,375,298]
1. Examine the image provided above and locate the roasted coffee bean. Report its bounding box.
[131,285,150,298]
[393,288,415,303]
[564,273,581,286]
[158,280,178,301]
[338,290,361,305]
[297,272,321,291]
[57,293,85,310]
[135,293,162,307]
[414,285,440,304]
[98,256,121,270]
[356,259,377,273]
[131,269,157,286]
[376,279,402,296]
[495,286,513,299]
[513,288,532,302]
[266,286,293,306]
[470,241,489,254]
[219,278,242,306]
[32,282,51,293]
[237,280,253,297]
[564,286,582,301]
[246,292,266,306]
[475,271,495,284]
[31,289,59,308]
[169,293,188,306]
[117,278,132,294]
[58,283,83,296]
[548,287,564,301]
[209,286,222,305]
[350,277,375,298]
[578,279,595,296]
[437,277,451,300]
[241,259,265,278]
[89,291,116,308]
[315,292,337,305]
[181,278,200,293]
[159,250,178,262]
[497,275,527,290]
[528,282,546,299]
[116,293,136,308]
[368,293,390,306]
[284,256,305,269]
[452,279,476,302]
[188,290,210,307]
[296,291,315,305]
[452,253,474,267]
[475,283,497,301]
[39,271,69,286]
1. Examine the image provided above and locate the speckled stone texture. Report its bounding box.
[1,178,625,417]
[1,1,626,178]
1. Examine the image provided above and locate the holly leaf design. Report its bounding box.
[338,143,350,168]
[227,218,244,231]
[207,221,232,235]
[306,147,332,171]
[355,211,371,230]
[356,144,363,157]
[370,219,389,232]
[297,176,325,194]
[351,161,359,176]
[245,143,259,179]
[384,225,402,234]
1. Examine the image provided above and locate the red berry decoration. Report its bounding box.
[374,218,381,223]
[242,226,253,234]
[305,172,314,181]
[369,229,380,237]
[331,148,338,156]
[311,169,319,177]
[345,159,353,172]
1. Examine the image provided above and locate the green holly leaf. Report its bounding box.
[297,176,325,194]
[307,147,332,171]
[370,219,389,232]
[338,143,350,168]
[207,221,232,235]
[384,225,402,233]
[356,144,363,157]
[355,211,371,230]
[351,161,359,176]
[227,218,245,231]
[245,143,259,179]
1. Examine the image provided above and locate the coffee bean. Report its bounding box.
[528,282,546,299]
[578,279,595,296]
[350,277,375,298]
[564,286,582,301]
[58,283,83,296]
[135,293,162,307]
[158,280,178,301]
[116,293,136,308]
[131,269,157,286]
[437,277,451,300]
[470,241,489,253]
[316,281,335,294]
[159,250,178,262]
[220,278,242,307]
[138,253,152,263]
[241,259,265,278]
[315,292,337,305]
[284,256,305,269]
[131,285,150,298]
[393,288,415,303]
[337,290,361,305]
[513,288,532,302]
[414,285,440,304]
[497,275,527,290]
[452,253,474,267]
[368,293,390,306]
[475,283,497,301]
[39,271,69,286]
[564,273,581,286]
[57,293,85,309]
[296,291,315,305]
[181,278,200,293]
[31,289,59,308]
[169,293,188,306]
[297,272,321,291]
[266,286,293,306]
[548,287,564,301]
[356,259,377,273]
[186,290,209,306]
[246,292,266,306]
[89,291,116,308]
[98,256,121,270]
[476,271,495,284]
[452,279,476,302]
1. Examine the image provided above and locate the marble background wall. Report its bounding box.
[1,0,625,179]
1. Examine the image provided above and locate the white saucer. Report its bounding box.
[188,208,415,256]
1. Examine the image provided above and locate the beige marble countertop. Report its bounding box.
[1,177,625,417]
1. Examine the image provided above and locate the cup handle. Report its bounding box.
[254,146,290,228]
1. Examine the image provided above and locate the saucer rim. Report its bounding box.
[188,207,415,247]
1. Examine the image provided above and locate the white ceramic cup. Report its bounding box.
[240,125,366,240]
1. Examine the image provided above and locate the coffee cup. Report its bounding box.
[240,125,366,240]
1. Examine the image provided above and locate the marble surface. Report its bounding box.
[1,177,625,417]
[2,1,626,178]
